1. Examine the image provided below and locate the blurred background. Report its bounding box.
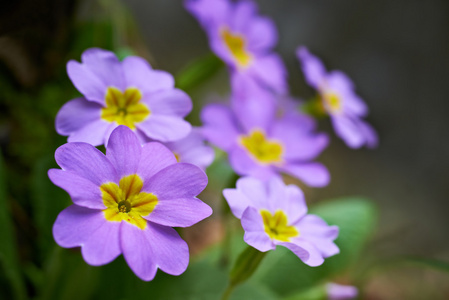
[0,0,448,299]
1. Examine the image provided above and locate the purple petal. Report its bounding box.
[66,61,107,105]
[229,147,276,180]
[279,162,330,187]
[278,240,324,267]
[241,207,275,251]
[235,176,269,210]
[120,222,188,281]
[200,104,240,150]
[144,89,192,117]
[223,188,251,219]
[248,53,287,94]
[55,142,118,186]
[229,0,258,32]
[247,17,277,52]
[136,142,177,180]
[326,283,358,300]
[55,98,102,135]
[143,163,207,199]
[145,197,212,227]
[357,119,379,148]
[48,169,104,209]
[137,115,191,142]
[122,56,174,94]
[185,0,230,28]
[331,116,365,149]
[67,119,114,147]
[53,205,121,266]
[106,126,142,177]
[297,46,326,89]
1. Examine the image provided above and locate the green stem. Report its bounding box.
[221,283,235,300]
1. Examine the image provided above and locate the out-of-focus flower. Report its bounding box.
[297,46,378,149]
[185,0,287,94]
[326,283,358,300]
[56,48,192,146]
[223,176,339,266]
[141,128,215,170]
[49,126,211,281]
[201,91,329,187]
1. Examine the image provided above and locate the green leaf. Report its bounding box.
[175,53,224,92]
[0,151,27,300]
[253,197,377,296]
[402,257,449,273]
[283,285,327,300]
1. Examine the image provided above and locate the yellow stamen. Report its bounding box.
[260,209,299,242]
[221,27,252,68]
[321,91,342,114]
[239,130,284,164]
[101,87,150,129]
[101,174,158,230]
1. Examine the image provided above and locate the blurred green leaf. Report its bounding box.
[403,257,449,273]
[175,53,224,92]
[0,151,27,300]
[252,197,377,296]
[283,285,327,300]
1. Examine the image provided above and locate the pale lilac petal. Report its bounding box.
[67,119,113,147]
[279,162,330,187]
[66,61,107,104]
[143,163,207,199]
[331,116,365,149]
[241,207,275,252]
[81,48,125,90]
[247,17,277,51]
[55,98,102,135]
[145,197,212,227]
[201,104,240,150]
[53,205,121,266]
[285,184,308,223]
[185,0,230,28]
[230,0,257,31]
[235,176,269,210]
[326,283,358,300]
[48,169,104,209]
[297,46,326,89]
[144,89,192,117]
[357,119,379,148]
[136,142,177,180]
[106,126,142,177]
[296,215,339,257]
[223,188,251,219]
[248,54,287,94]
[279,240,324,267]
[121,222,189,281]
[137,115,191,142]
[229,147,276,180]
[122,56,174,93]
[55,142,118,185]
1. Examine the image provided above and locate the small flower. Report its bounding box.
[297,46,378,149]
[201,93,329,187]
[185,0,287,94]
[141,128,215,170]
[223,176,339,266]
[49,126,212,281]
[56,48,192,146]
[326,283,358,300]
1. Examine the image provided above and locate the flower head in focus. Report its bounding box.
[185,0,287,94]
[56,48,192,146]
[297,46,378,149]
[326,283,358,300]
[49,126,211,281]
[201,88,330,187]
[223,176,339,266]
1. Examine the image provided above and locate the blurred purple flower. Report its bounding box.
[185,0,287,94]
[297,46,378,149]
[56,48,192,146]
[223,176,339,266]
[201,88,330,187]
[326,283,358,300]
[49,126,211,281]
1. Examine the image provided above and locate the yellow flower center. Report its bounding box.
[101,174,158,230]
[239,130,284,164]
[260,209,299,242]
[101,87,150,129]
[321,91,342,114]
[173,152,181,163]
[221,27,252,68]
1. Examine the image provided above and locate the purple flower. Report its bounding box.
[56,48,192,146]
[223,176,339,266]
[49,126,212,281]
[297,47,378,149]
[140,128,215,170]
[185,0,287,94]
[201,90,330,187]
[326,283,358,300]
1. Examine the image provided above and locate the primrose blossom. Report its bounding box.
[223,176,339,266]
[49,126,211,281]
[56,48,192,146]
[326,283,358,300]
